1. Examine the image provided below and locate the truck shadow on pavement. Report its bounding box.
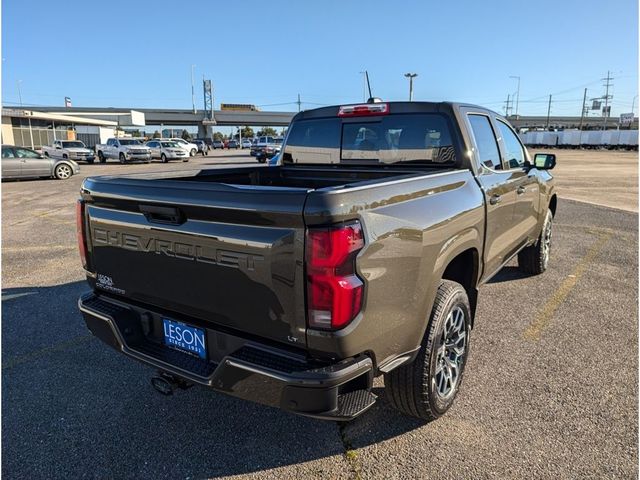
[2,281,425,479]
[486,265,530,283]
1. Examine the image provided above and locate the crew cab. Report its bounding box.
[42,140,95,163]
[77,101,557,422]
[95,138,151,163]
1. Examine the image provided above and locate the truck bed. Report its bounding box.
[80,164,456,351]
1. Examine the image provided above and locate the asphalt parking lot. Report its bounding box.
[2,149,638,479]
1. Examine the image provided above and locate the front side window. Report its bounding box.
[15,148,41,158]
[496,120,525,168]
[468,114,501,170]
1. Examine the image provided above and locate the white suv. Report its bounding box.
[169,138,198,157]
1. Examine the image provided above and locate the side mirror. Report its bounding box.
[533,153,556,170]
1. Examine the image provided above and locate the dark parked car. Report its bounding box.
[211,140,224,149]
[2,145,79,180]
[226,140,239,149]
[77,101,557,422]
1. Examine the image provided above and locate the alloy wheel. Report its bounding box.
[434,306,466,399]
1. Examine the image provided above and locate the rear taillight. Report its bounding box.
[76,200,88,269]
[338,103,389,117]
[306,222,365,330]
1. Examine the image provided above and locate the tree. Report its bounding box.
[256,127,277,137]
[240,126,254,139]
[212,132,224,141]
[152,130,161,138]
[181,129,191,140]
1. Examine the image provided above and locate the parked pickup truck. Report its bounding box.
[77,101,557,422]
[42,140,95,163]
[95,138,151,163]
[249,135,275,156]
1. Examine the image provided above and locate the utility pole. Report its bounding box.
[545,95,552,129]
[602,70,613,130]
[579,88,588,146]
[191,65,197,114]
[404,73,418,101]
[297,93,301,112]
[504,94,511,117]
[579,88,588,131]
[509,75,521,117]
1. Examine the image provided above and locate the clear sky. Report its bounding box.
[2,0,638,118]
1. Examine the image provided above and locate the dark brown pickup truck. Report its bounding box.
[77,101,557,421]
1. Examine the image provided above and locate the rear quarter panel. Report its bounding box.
[304,170,485,367]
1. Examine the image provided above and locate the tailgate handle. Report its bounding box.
[140,205,185,225]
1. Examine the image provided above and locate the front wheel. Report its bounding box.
[54,163,73,180]
[385,280,471,421]
[518,209,553,275]
[161,153,168,163]
[119,153,126,164]
[190,148,197,156]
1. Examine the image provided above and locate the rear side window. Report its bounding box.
[496,120,525,168]
[283,114,456,165]
[468,115,501,170]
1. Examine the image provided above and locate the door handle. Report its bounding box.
[517,186,526,195]
[489,194,501,205]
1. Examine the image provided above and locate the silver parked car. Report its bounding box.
[2,145,80,180]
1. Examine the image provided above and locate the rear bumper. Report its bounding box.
[78,292,376,420]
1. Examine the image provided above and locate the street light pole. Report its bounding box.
[191,65,197,114]
[509,76,521,118]
[404,73,418,101]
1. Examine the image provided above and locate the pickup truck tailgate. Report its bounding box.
[82,177,308,347]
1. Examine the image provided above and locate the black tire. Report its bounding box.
[190,148,197,156]
[98,151,106,163]
[182,158,189,162]
[119,153,126,164]
[161,153,168,163]
[518,209,553,275]
[385,280,471,421]
[87,159,94,164]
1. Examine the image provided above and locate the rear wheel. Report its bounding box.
[98,151,106,163]
[385,280,471,421]
[518,209,553,275]
[54,163,73,180]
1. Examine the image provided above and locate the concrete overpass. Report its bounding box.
[26,106,297,127]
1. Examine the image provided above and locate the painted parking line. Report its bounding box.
[2,245,75,253]
[523,231,613,341]
[2,335,94,371]
[1,291,38,301]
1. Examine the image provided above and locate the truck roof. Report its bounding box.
[292,101,500,121]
